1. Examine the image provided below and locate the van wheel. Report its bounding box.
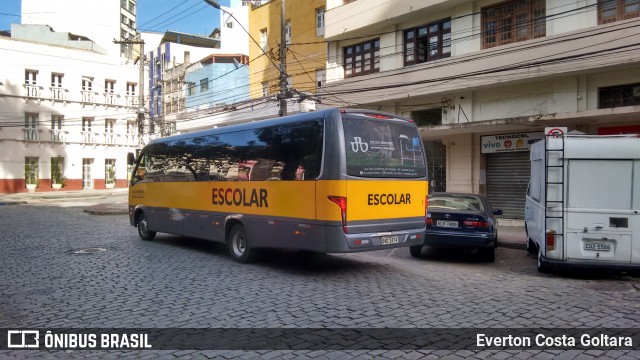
[137,212,156,241]
[409,245,422,258]
[537,251,550,273]
[526,238,537,255]
[228,224,255,263]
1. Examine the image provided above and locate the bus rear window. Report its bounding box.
[342,117,426,178]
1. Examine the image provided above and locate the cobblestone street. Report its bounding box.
[1,202,640,359]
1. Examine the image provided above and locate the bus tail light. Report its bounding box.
[328,196,348,234]
[546,230,556,251]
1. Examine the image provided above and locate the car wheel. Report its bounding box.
[228,224,256,263]
[137,212,156,241]
[481,247,495,263]
[409,245,422,258]
[537,250,550,273]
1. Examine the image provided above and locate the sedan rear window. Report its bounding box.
[429,196,485,211]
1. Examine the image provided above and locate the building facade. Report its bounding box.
[21,0,138,58]
[0,26,140,193]
[322,0,640,218]
[247,0,328,100]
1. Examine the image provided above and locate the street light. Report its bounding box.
[203,0,288,116]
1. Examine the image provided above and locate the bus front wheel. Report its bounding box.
[137,212,156,241]
[228,224,256,263]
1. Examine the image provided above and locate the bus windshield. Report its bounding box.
[342,116,426,178]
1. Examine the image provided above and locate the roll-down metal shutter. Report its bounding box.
[486,152,530,219]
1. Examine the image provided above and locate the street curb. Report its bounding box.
[497,241,526,251]
[83,208,128,215]
[0,201,28,205]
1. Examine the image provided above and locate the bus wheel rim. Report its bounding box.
[233,232,246,257]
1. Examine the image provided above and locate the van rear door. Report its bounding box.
[565,159,634,263]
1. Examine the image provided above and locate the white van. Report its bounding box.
[525,132,640,273]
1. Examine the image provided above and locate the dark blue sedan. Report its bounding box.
[410,192,503,262]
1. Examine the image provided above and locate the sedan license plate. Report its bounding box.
[584,241,611,252]
[436,220,458,228]
[381,236,399,245]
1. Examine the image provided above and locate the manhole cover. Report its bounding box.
[73,247,108,254]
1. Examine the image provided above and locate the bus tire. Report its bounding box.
[137,212,156,241]
[228,224,255,263]
[409,245,422,257]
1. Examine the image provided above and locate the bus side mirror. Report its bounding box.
[127,152,135,166]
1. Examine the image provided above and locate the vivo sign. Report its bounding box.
[480,132,545,154]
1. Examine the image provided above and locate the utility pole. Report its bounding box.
[279,0,288,117]
[114,37,146,145]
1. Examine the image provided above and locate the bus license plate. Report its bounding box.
[381,236,399,245]
[436,220,458,228]
[584,241,611,252]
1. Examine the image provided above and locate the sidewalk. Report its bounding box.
[0,188,527,249]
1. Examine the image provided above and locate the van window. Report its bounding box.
[568,160,633,210]
[530,159,542,202]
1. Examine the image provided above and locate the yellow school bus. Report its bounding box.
[128,108,429,262]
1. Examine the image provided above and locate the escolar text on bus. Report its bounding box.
[367,193,411,205]
[212,188,269,208]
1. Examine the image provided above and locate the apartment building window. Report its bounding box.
[121,14,127,25]
[599,83,640,108]
[285,20,291,45]
[316,69,326,91]
[200,78,209,92]
[316,7,325,37]
[186,82,196,96]
[262,81,269,97]
[599,0,640,23]
[482,0,546,49]
[226,21,233,28]
[105,80,116,104]
[25,157,39,186]
[82,117,93,143]
[24,113,38,141]
[126,83,137,106]
[404,19,451,66]
[81,77,93,102]
[50,73,64,100]
[25,70,38,97]
[260,28,268,51]
[105,119,116,144]
[51,115,64,142]
[121,0,127,9]
[343,39,380,78]
[128,1,135,14]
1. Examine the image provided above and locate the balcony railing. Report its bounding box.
[104,92,118,105]
[104,132,116,144]
[50,129,66,142]
[81,131,98,143]
[23,128,39,141]
[24,84,40,97]
[50,87,67,100]
[124,133,138,146]
[125,95,138,107]
[81,90,95,103]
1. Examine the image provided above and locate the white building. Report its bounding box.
[21,0,138,58]
[322,0,640,218]
[0,25,140,193]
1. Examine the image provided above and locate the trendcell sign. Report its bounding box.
[480,132,545,154]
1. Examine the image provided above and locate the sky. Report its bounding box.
[0,0,231,35]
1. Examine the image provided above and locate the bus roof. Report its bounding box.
[145,108,413,146]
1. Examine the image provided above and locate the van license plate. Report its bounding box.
[584,241,611,251]
[381,236,399,245]
[436,220,458,228]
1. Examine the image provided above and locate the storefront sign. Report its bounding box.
[481,132,545,154]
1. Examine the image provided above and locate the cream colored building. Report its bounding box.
[0,26,140,193]
[322,0,640,218]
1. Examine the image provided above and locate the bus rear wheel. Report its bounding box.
[229,224,255,263]
[137,212,156,241]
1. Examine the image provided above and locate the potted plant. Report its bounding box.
[51,156,66,189]
[106,165,116,188]
[24,162,39,192]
